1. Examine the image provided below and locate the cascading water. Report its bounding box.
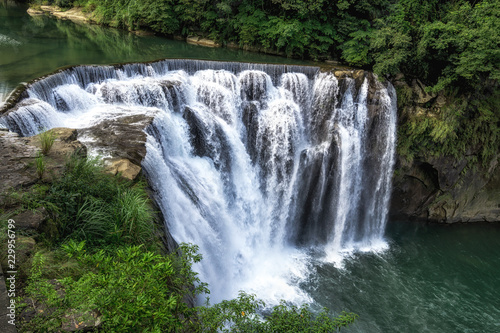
[0,60,397,305]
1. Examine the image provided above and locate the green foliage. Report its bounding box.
[38,129,56,155]
[54,0,72,8]
[72,187,154,245]
[28,154,156,246]
[35,151,46,179]
[397,87,500,167]
[19,243,207,332]
[199,291,358,332]
[199,292,265,332]
[14,151,358,332]
[29,0,498,97]
[415,0,500,92]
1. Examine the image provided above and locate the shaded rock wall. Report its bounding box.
[390,78,500,222]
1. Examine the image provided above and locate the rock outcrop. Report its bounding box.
[390,78,500,223]
[186,36,221,48]
[391,154,500,222]
[28,6,93,23]
[0,128,85,195]
[77,113,156,180]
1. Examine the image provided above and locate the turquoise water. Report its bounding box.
[1,2,499,332]
[306,221,500,332]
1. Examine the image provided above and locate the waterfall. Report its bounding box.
[0,59,397,304]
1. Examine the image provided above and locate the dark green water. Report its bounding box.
[1,2,499,332]
[306,221,500,332]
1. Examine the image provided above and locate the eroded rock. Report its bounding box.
[78,113,155,166]
[391,155,500,222]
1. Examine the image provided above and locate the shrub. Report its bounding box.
[18,243,207,332]
[35,151,46,179]
[199,291,358,332]
[73,186,154,246]
[38,129,56,155]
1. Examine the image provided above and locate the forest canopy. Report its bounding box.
[33,0,499,93]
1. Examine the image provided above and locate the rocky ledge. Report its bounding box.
[28,6,93,23]
[0,113,150,194]
[0,128,86,194]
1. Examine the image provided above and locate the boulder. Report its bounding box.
[78,113,155,166]
[12,208,47,231]
[106,158,142,181]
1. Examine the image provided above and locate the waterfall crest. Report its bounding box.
[0,60,397,304]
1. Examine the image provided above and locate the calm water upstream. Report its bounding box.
[0,1,312,104]
[1,2,499,332]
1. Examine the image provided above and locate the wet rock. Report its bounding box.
[390,155,500,222]
[78,113,155,166]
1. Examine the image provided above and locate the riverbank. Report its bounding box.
[26,4,302,57]
[27,5,91,23]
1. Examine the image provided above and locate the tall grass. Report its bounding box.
[35,151,46,179]
[39,129,56,155]
[112,188,153,244]
[42,154,155,246]
[73,188,153,245]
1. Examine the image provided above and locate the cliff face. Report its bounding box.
[391,153,500,222]
[390,78,500,222]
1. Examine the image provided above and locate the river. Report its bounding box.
[1,2,499,333]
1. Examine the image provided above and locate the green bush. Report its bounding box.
[38,129,56,155]
[18,243,207,332]
[38,154,157,246]
[397,87,500,167]
[199,291,358,332]
[19,243,357,332]
[35,151,46,179]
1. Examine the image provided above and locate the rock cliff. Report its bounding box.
[389,78,500,222]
